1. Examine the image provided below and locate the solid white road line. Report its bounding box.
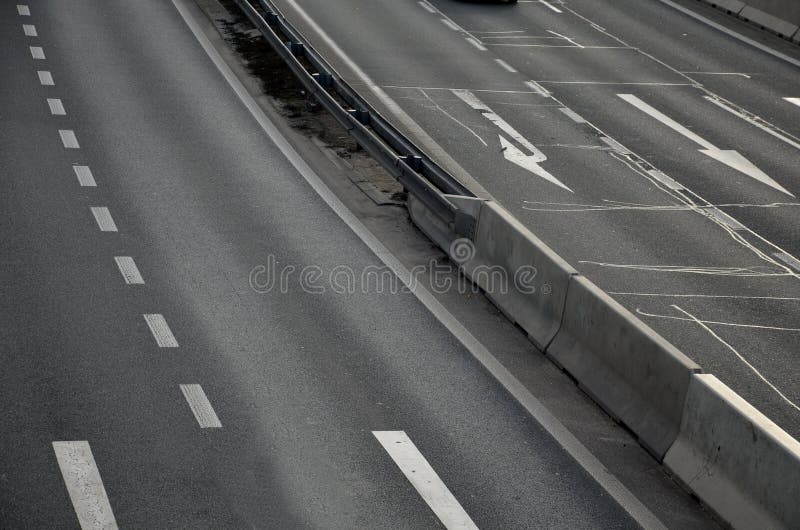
[785,97,800,109]
[47,98,66,115]
[38,70,54,85]
[619,93,794,197]
[90,207,118,232]
[59,129,79,149]
[465,37,487,51]
[114,257,144,284]
[30,46,45,59]
[540,0,563,13]
[52,441,118,530]
[143,314,178,347]
[17,4,30,15]
[180,384,222,428]
[22,24,37,36]
[494,58,517,73]
[705,96,800,152]
[73,165,97,187]
[175,3,664,526]
[373,431,477,530]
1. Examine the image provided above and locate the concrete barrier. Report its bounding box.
[665,374,800,529]
[699,0,800,38]
[547,276,702,459]
[739,5,799,38]
[460,201,577,350]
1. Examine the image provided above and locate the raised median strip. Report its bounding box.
[228,0,800,526]
[696,0,800,40]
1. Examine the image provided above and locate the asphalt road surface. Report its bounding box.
[270,0,800,440]
[0,0,726,527]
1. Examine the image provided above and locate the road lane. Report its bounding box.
[0,0,702,526]
[271,0,800,440]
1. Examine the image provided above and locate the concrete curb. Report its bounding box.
[698,0,800,40]
[665,374,800,528]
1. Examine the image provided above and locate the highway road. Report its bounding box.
[270,0,800,440]
[0,0,726,527]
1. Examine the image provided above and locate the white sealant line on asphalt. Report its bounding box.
[114,257,144,284]
[373,431,477,530]
[53,441,119,530]
[47,98,65,115]
[494,58,517,73]
[38,70,54,85]
[59,129,79,149]
[90,207,117,232]
[172,2,666,526]
[30,46,45,59]
[22,24,37,36]
[73,165,97,187]
[705,96,800,152]
[143,314,178,348]
[180,384,222,428]
[655,0,800,69]
[786,98,800,109]
[17,4,30,16]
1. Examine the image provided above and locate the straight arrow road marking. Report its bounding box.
[373,431,478,529]
[452,89,573,192]
[619,94,793,197]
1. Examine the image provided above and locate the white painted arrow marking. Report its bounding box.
[453,89,572,192]
[619,94,793,197]
[784,97,800,109]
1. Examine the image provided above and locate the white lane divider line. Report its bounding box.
[38,70,54,85]
[784,97,800,109]
[30,46,45,60]
[618,93,794,197]
[494,58,517,73]
[47,98,66,115]
[465,37,487,51]
[114,257,144,284]
[775,252,800,273]
[73,165,97,187]
[417,0,436,14]
[705,96,800,152]
[540,0,563,13]
[17,4,30,16]
[524,80,550,97]
[143,314,178,348]
[59,129,79,149]
[52,441,119,530]
[373,431,478,530]
[440,18,460,31]
[600,136,631,155]
[559,107,586,123]
[180,384,222,428]
[90,207,118,232]
[22,24,37,36]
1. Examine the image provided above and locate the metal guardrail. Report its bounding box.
[232,0,478,236]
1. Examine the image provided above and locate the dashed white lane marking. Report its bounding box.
[47,98,66,115]
[180,384,222,428]
[73,165,97,187]
[16,4,30,16]
[38,70,54,85]
[647,169,685,191]
[540,0,563,13]
[418,0,436,14]
[494,58,517,73]
[114,257,144,284]
[52,441,119,530]
[775,252,800,272]
[465,37,487,51]
[440,18,460,31]
[524,80,550,97]
[373,431,478,530]
[784,97,800,109]
[90,207,118,232]
[30,46,45,59]
[59,130,79,149]
[600,136,631,155]
[143,314,179,347]
[559,107,586,123]
[22,24,37,36]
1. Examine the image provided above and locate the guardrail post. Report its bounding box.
[312,72,333,88]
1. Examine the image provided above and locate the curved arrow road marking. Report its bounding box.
[452,89,572,192]
[618,94,793,197]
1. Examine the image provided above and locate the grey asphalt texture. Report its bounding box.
[271,0,800,440]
